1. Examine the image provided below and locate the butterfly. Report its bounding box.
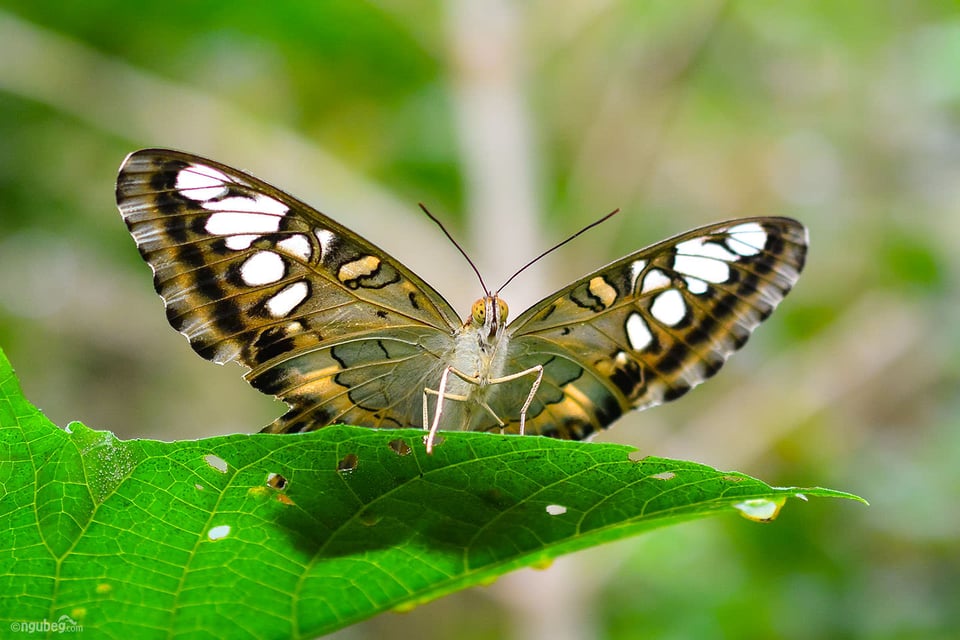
[116,149,807,453]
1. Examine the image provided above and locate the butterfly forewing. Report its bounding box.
[117,149,461,431]
[500,218,807,440]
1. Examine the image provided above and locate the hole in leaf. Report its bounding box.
[388,439,412,456]
[422,433,445,449]
[733,498,786,522]
[337,453,359,473]
[628,451,646,463]
[207,524,231,540]
[266,472,288,490]
[650,471,676,480]
[204,454,228,473]
[545,504,567,516]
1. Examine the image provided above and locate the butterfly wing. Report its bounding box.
[495,217,807,440]
[116,149,461,432]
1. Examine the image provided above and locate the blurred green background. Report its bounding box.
[0,1,957,638]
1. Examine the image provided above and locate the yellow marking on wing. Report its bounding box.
[588,276,617,309]
[338,255,381,282]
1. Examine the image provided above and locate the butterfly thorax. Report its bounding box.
[437,294,511,423]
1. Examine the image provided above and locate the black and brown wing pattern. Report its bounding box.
[117,149,461,432]
[496,218,807,440]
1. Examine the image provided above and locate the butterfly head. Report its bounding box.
[469,295,509,341]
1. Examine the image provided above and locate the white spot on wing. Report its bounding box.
[176,165,229,201]
[626,313,653,350]
[641,269,671,293]
[315,229,336,257]
[240,251,285,286]
[673,254,730,283]
[726,222,768,256]
[202,195,289,216]
[676,238,737,262]
[684,276,709,295]
[204,202,287,252]
[629,260,647,290]
[266,281,309,317]
[277,234,312,261]
[650,289,686,326]
[674,238,738,283]
[206,211,282,238]
[224,235,257,251]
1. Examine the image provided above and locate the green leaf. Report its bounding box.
[0,347,864,638]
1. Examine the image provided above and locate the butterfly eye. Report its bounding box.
[497,298,509,323]
[472,299,486,324]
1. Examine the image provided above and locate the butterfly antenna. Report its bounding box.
[419,203,489,293]
[496,208,621,294]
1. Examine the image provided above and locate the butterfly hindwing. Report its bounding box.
[117,149,461,431]
[498,218,807,439]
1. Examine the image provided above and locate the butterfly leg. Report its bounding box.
[423,364,543,450]
[423,388,470,419]
[424,365,495,453]
[422,389,429,438]
[424,367,473,454]
[424,367,452,454]
[488,365,544,436]
[517,365,544,436]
